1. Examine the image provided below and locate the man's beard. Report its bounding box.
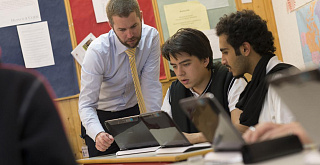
[115,28,142,48]
[123,36,141,48]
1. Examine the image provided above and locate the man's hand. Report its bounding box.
[95,132,114,152]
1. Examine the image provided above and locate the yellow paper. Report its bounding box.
[164,1,210,36]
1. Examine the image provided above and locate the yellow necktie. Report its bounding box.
[125,48,146,114]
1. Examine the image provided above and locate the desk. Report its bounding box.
[172,149,320,165]
[77,148,213,164]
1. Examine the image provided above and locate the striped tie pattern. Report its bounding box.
[125,48,146,114]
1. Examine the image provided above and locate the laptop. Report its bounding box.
[179,93,245,151]
[105,111,210,155]
[180,93,304,163]
[140,111,192,147]
[104,115,161,156]
[269,67,320,146]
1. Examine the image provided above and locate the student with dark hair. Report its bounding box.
[0,54,76,165]
[216,10,297,132]
[79,0,162,157]
[161,28,247,143]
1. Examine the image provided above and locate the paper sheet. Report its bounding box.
[188,0,229,10]
[204,151,243,163]
[287,0,314,13]
[0,0,41,28]
[164,1,210,37]
[202,29,221,59]
[71,33,96,65]
[241,0,252,3]
[305,150,320,164]
[17,21,55,68]
[92,0,109,23]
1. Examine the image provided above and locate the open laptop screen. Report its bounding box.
[269,68,320,146]
[179,93,245,151]
[140,111,191,147]
[105,115,159,150]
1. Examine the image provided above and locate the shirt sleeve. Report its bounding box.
[259,73,296,124]
[140,29,162,112]
[269,85,296,124]
[228,78,247,112]
[78,46,105,141]
[161,88,172,118]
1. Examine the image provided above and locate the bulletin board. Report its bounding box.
[0,0,79,99]
[68,0,167,80]
[156,0,237,42]
[155,0,237,78]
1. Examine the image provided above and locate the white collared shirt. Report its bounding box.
[79,24,162,141]
[259,56,296,124]
[161,77,247,118]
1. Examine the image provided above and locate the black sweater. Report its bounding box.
[169,62,235,133]
[0,65,76,165]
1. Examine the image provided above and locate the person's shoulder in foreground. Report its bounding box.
[0,64,76,165]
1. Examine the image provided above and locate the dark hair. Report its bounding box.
[161,28,213,70]
[106,0,141,26]
[215,10,276,56]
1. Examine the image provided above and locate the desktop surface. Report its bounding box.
[77,148,213,164]
[171,149,320,165]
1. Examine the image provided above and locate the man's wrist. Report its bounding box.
[95,131,105,141]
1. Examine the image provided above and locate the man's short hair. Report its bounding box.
[215,10,276,56]
[161,28,213,70]
[106,0,141,26]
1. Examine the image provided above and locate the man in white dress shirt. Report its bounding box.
[79,0,162,157]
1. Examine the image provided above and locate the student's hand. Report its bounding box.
[183,132,207,144]
[95,132,114,152]
[242,122,279,143]
[243,122,312,144]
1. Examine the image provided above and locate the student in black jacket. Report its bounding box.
[161,28,247,143]
[0,62,76,165]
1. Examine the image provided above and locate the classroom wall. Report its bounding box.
[56,97,83,159]
[235,0,283,62]
[272,0,305,69]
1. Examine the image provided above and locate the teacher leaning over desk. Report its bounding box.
[79,0,162,157]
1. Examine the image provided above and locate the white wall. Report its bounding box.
[272,0,306,69]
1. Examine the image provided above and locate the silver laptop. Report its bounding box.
[269,67,320,146]
[104,111,208,155]
[104,115,160,151]
[140,111,192,147]
[179,93,245,151]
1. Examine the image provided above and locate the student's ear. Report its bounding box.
[241,42,251,56]
[203,57,209,67]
